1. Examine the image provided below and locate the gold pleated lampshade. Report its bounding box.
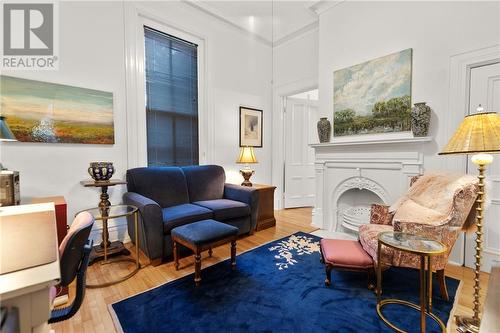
[439,112,500,155]
[236,146,258,164]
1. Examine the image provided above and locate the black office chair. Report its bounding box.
[49,212,94,324]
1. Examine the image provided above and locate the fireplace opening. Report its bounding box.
[336,188,385,236]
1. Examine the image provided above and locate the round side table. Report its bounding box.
[77,204,141,288]
[376,231,447,333]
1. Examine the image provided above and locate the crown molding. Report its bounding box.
[308,0,346,15]
[182,0,272,46]
[183,0,321,49]
[273,21,318,47]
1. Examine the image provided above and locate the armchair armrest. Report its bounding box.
[370,204,393,225]
[223,183,260,232]
[123,192,164,262]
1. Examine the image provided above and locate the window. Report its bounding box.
[144,26,199,166]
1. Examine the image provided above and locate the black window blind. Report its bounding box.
[144,26,199,166]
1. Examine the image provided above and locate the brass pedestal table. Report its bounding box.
[376,232,447,333]
[77,205,140,288]
[81,180,128,264]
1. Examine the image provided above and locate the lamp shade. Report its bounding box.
[439,112,500,155]
[0,116,17,141]
[236,146,258,164]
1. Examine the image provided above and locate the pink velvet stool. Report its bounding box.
[320,238,375,289]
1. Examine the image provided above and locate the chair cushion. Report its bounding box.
[162,204,213,234]
[358,223,394,264]
[171,219,238,246]
[193,199,250,221]
[181,165,226,202]
[320,239,373,269]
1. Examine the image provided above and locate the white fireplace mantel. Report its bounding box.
[309,136,432,148]
[310,136,432,233]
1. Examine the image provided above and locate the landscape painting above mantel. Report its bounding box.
[0,75,114,144]
[333,48,412,137]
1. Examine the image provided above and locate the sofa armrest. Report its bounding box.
[223,183,260,232]
[370,204,393,225]
[123,192,164,262]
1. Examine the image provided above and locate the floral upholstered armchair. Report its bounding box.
[358,172,479,300]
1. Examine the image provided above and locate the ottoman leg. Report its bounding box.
[231,240,236,269]
[195,250,202,287]
[173,240,179,271]
[325,265,332,286]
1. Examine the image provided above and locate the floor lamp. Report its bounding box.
[439,110,500,332]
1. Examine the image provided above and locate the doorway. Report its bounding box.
[464,61,500,273]
[283,89,318,208]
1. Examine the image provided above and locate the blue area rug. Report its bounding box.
[110,232,460,333]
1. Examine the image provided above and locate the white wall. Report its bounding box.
[1,1,272,242]
[318,1,500,171]
[273,27,319,88]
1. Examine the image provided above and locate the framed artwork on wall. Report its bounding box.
[239,106,263,147]
[333,48,413,137]
[0,75,114,144]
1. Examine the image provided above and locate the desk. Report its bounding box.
[0,203,60,333]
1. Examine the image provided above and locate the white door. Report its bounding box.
[284,97,317,208]
[465,62,500,273]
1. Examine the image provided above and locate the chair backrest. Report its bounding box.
[390,172,478,229]
[58,211,94,287]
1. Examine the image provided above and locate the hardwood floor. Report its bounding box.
[52,208,488,333]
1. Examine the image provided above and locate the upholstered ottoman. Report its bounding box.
[171,219,239,286]
[320,239,375,289]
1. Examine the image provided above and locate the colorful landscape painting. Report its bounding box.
[333,49,412,137]
[0,75,114,144]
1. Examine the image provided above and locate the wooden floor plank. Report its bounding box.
[52,208,488,332]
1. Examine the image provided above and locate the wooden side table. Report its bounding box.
[80,179,128,264]
[31,196,67,245]
[252,184,276,231]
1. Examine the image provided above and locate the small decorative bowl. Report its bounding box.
[88,162,115,182]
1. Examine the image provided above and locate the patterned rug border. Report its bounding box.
[108,231,306,333]
[107,231,463,333]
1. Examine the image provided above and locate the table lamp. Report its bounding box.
[439,106,500,333]
[236,146,258,187]
[0,115,17,170]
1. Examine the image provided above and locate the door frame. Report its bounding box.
[271,78,318,210]
[445,44,500,267]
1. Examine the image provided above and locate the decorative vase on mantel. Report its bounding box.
[411,102,432,137]
[317,117,331,143]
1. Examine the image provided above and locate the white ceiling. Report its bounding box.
[185,1,320,44]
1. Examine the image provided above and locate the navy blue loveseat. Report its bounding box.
[123,165,259,264]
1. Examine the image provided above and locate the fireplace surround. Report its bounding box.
[310,136,432,235]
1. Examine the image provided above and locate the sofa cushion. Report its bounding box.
[162,204,213,234]
[127,167,189,208]
[171,219,238,246]
[193,199,250,221]
[181,165,225,202]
